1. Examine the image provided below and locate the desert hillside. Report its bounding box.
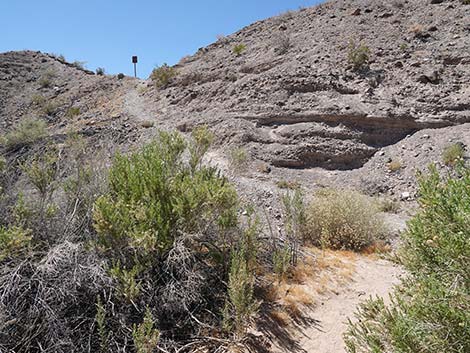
[0,0,469,352]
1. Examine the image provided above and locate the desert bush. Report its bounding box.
[132,308,160,353]
[442,143,465,166]
[66,107,81,117]
[281,189,306,265]
[375,197,400,213]
[462,0,470,4]
[150,63,177,88]
[1,118,47,151]
[42,101,58,116]
[117,73,125,79]
[72,61,86,70]
[0,225,32,261]
[274,33,291,55]
[228,147,249,172]
[189,125,214,172]
[0,241,112,353]
[276,179,300,190]
[38,70,56,88]
[96,67,105,75]
[31,94,46,106]
[348,40,370,71]
[387,159,402,172]
[233,43,246,56]
[224,245,259,337]
[272,245,291,280]
[93,130,238,268]
[345,165,470,353]
[305,189,387,251]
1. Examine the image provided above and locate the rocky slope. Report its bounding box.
[142,0,470,171]
[1,0,469,199]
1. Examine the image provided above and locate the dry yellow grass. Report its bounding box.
[261,247,361,326]
[269,309,291,326]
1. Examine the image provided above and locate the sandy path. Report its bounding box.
[270,256,403,353]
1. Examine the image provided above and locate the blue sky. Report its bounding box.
[2,0,321,78]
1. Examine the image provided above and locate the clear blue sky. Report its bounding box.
[2,0,322,78]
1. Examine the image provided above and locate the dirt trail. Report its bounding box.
[123,83,155,123]
[272,257,403,353]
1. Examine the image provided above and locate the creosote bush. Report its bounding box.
[150,63,178,88]
[1,118,47,151]
[305,189,387,251]
[345,165,470,353]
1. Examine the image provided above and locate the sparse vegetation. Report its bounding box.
[31,94,46,106]
[228,147,249,172]
[96,67,105,75]
[345,165,470,353]
[376,197,400,213]
[348,40,370,71]
[72,61,86,70]
[233,43,246,56]
[387,159,402,172]
[42,101,58,116]
[132,308,160,353]
[117,73,125,79]
[274,33,291,55]
[305,189,387,251]
[38,70,55,88]
[1,118,47,151]
[66,106,81,117]
[276,179,300,190]
[150,63,178,88]
[442,143,465,166]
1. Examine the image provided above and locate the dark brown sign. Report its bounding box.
[132,56,138,63]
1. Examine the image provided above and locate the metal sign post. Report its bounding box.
[132,56,138,78]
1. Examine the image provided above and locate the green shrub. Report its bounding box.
[93,130,238,293]
[281,189,306,265]
[132,308,160,353]
[150,64,177,88]
[117,73,125,80]
[305,189,386,251]
[345,165,470,352]
[0,226,32,261]
[348,40,370,71]
[66,107,81,117]
[1,119,47,151]
[224,246,258,337]
[189,126,214,172]
[233,43,246,56]
[273,245,291,280]
[95,298,109,353]
[442,143,465,166]
[0,156,5,174]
